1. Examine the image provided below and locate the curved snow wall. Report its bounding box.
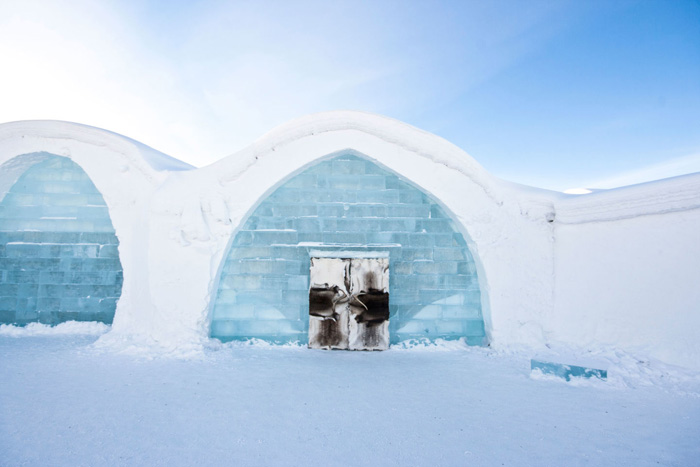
[210,153,485,344]
[0,154,123,325]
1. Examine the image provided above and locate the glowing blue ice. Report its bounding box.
[211,153,485,344]
[0,154,123,325]
[531,359,608,381]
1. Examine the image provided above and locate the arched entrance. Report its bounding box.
[0,154,123,325]
[210,153,485,345]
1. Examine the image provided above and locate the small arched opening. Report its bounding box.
[0,154,123,325]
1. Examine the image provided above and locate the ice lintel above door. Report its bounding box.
[309,249,390,259]
[299,242,399,249]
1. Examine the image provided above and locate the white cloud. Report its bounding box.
[0,1,207,163]
[583,153,700,189]
[0,0,586,167]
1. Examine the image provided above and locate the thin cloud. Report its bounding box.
[584,152,700,189]
[0,0,572,167]
[4,0,680,190]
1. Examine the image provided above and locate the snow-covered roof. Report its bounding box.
[0,119,193,173]
[205,110,504,200]
[555,171,700,223]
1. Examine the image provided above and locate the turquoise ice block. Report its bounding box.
[531,359,608,381]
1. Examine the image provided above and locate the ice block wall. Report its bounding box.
[0,155,123,325]
[210,153,484,344]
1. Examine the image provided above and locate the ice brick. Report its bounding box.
[531,359,608,381]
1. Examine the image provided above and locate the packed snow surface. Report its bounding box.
[0,321,109,336]
[1,332,699,466]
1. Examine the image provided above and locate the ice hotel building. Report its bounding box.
[0,112,698,364]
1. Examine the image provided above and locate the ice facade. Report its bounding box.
[0,154,123,325]
[210,153,484,344]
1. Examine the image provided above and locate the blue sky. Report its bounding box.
[0,0,698,191]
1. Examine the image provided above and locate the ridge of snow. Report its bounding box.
[0,120,194,173]
[208,111,511,203]
[555,171,700,223]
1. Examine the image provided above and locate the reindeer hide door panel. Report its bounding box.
[308,258,350,349]
[308,257,389,350]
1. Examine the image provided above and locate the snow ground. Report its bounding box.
[1,330,699,466]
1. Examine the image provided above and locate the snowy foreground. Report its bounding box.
[1,325,699,467]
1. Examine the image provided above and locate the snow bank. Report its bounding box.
[209,337,477,352]
[0,321,109,336]
[391,337,474,351]
[527,345,700,393]
[213,338,306,351]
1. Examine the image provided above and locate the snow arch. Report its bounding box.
[0,154,123,325]
[210,152,486,344]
